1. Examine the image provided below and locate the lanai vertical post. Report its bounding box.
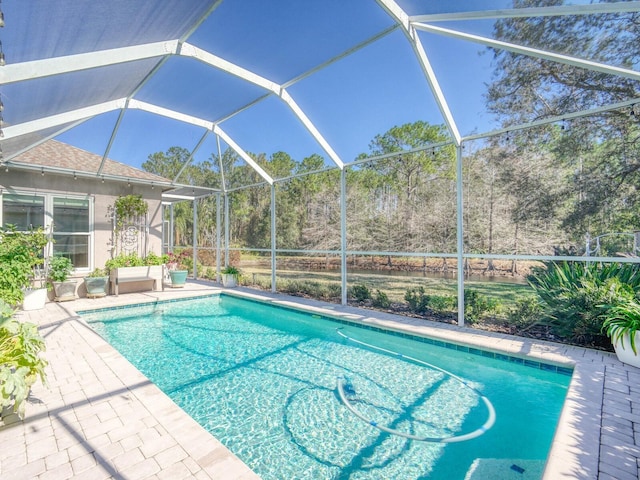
[456,144,465,326]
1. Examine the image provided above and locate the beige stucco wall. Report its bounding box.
[1,169,166,295]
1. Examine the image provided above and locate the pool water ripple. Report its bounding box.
[84,294,570,480]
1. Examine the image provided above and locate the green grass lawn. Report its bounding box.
[240,266,534,309]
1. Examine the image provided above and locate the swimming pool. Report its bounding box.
[82,294,571,480]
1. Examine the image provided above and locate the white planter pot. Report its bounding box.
[222,274,237,288]
[612,332,640,368]
[53,280,78,302]
[110,265,164,295]
[22,288,48,311]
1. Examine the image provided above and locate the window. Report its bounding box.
[1,192,92,270]
[1,193,45,230]
[52,197,90,268]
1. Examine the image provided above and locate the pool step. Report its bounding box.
[464,458,545,480]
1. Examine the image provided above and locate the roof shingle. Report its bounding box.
[12,140,171,183]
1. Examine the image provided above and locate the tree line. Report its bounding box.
[143,0,640,263]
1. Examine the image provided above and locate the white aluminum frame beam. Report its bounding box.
[376,0,462,145]
[181,43,344,169]
[128,99,214,130]
[179,43,280,94]
[2,38,345,170]
[411,2,640,23]
[279,89,344,169]
[412,22,640,82]
[213,125,273,185]
[2,99,126,140]
[0,41,179,85]
[173,131,210,184]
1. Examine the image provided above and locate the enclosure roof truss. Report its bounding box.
[1,1,639,185]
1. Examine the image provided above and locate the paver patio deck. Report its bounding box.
[1,280,638,479]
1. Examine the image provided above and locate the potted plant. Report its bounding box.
[84,268,109,298]
[48,256,77,302]
[105,252,165,295]
[221,265,240,288]
[0,226,49,310]
[603,299,640,368]
[166,251,189,288]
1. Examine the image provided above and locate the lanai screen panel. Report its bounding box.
[187,0,393,84]
[346,148,456,255]
[135,56,270,125]
[5,1,217,61]
[3,60,160,126]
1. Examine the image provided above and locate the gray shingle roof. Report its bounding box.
[12,140,171,183]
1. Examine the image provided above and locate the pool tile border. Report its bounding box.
[78,292,573,377]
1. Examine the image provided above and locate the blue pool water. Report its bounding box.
[82,295,571,480]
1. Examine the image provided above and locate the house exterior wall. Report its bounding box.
[0,169,165,281]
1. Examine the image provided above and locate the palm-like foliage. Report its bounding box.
[602,301,640,355]
[527,262,640,346]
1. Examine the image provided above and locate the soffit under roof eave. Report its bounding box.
[1,160,222,194]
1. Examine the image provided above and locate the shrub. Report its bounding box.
[528,261,639,346]
[105,252,167,273]
[508,296,543,329]
[0,226,48,306]
[405,286,430,314]
[372,290,390,309]
[0,299,48,417]
[429,295,457,313]
[48,256,73,283]
[464,289,495,324]
[349,284,371,302]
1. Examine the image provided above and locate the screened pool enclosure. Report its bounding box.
[2,1,640,325]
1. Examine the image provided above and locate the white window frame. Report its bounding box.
[0,189,95,273]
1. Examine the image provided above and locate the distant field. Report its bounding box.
[239,266,534,308]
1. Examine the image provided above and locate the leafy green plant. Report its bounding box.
[87,267,107,278]
[48,256,73,282]
[114,195,148,230]
[372,290,390,309]
[602,299,640,355]
[0,226,49,306]
[405,286,430,314]
[0,301,13,329]
[349,284,371,302]
[144,252,167,266]
[464,289,495,324]
[428,294,456,313]
[105,252,165,273]
[508,296,543,329]
[0,299,47,417]
[528,261,639,345]
[222,265,240,275]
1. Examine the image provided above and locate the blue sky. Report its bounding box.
[53,1,507,171]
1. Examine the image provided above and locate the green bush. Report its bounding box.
[48,256,73,282]
[372,290,390,309]
[277,279,341,301]
[429,294,457,313]
[464,289,496,324]
[105,252,167,273]
[0,299,48,417]
[508,296,543,329]
[405,286,430,314]
[527,261,640,346]
[0,226,49,306]
[349,284,371,302]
